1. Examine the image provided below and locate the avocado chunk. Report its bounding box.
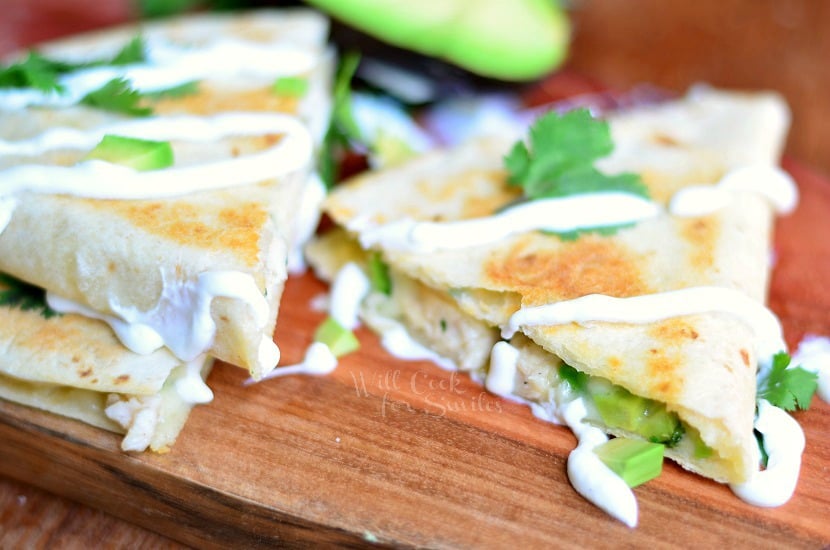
[562,368,684,447]
[272,76,309,97]
[85,134,174,171]
[314,316,360,357]
[594,437,664,488]
[589,378,684,446]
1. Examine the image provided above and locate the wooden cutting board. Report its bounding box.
[1,72,830,547]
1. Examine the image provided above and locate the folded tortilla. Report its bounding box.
[310,87,791,485]
[0,9,334,380]
[0,275,213,452]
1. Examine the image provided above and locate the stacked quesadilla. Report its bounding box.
[308,87,800,508]
[0,9,334,451]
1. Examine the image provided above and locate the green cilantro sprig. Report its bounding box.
[757,352,818,411]
[0,273,59,319]
[0,36,147,93]
[320,51,362,188]
[0,36,197,116]
[503,109,648,239]
[80,77,154,116]
[505,108,648,200]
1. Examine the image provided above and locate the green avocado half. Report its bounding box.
[306,0,571,81]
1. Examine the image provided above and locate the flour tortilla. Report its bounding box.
[316,87,790,484]
[0,9,334,379]
[0,277,212,452]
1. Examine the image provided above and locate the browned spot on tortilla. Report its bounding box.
[679,216,721,273]
[114,374,130,385]
[486,234,650,303]
[78,367,92,378]
[89,199,267,267]
[652,133,682,147]
[645,350,682,401]
[413,169,520,219]
[740,348,750,367]
[107,261,117,273]
[649,318,700,343]
[152,86,300,116]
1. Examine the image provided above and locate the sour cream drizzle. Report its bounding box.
[792,335,830,402]
[351,192,661,253]
[730,400,805,506]
[329,262,371,330]
[174,355,214,405]
[670,165,798,217]
[0,113,312,200]
[486,340,520,398]
[47,270,276,368]
[0,38,317,110]
[250,263,371,383]
[563,398,638,527]
[503,286,786,361]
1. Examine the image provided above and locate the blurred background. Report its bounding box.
[2,0,828,176]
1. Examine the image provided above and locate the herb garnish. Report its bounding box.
[0,36,147,93]
[0,273,59,319]
[757,352,817,411]
[319,51,362,188]
[503,109,648,238]
[80,77,153,116]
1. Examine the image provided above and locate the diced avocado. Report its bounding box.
[85,134,173,171]
[586,375,684,447]
[314,316,360,357]
[559,363,588,394]
[272,76,309,97]
[595,437,664,488]
[367,251,392,295]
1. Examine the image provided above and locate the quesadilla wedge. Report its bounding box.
[0,9,334,380]
[0,274,213,452]
[308,87,804,514]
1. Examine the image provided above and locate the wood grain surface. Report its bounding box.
[1,1,830,547]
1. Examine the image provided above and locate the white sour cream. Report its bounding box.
[486,341,520,398]
[792,334,830,402]
[670,165,798,217]
[352,192,661,253]
[329,262,371,330]
[0,38,318,111]
[251,341,338,383]
[503,286,786,361]
[174,356,214,405]
[730,400,805,506]
[47,270,276,369]
[562,398,638,527]
[0,113,312,200]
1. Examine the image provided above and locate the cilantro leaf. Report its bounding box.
[503,108,650,239]
[757,352,818,411]
[109,35,148,65]
[0,36,147,93]
[142,80,200,100]
[320,51,362,188]
[80,77,153,116]
[0,52,67,92]
[505,108,647,201]
[0,273,59,319]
